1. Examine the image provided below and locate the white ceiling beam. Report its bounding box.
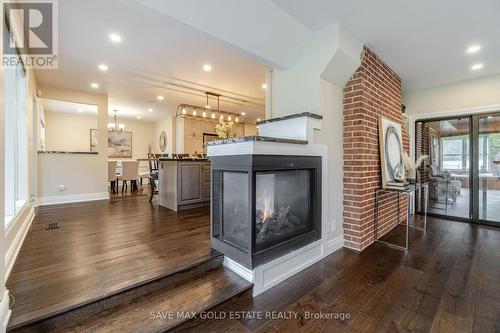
[131,0,312,69]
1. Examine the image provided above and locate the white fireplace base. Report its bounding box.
[209,140,343,296]
[224,235,343,296]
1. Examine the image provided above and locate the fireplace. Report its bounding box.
[211,155,321,268]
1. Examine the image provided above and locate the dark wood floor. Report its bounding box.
[7,192,500,332]
[6,192,214,328]
[175,216,500,333]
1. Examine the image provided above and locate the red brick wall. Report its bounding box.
[343,47,409,251]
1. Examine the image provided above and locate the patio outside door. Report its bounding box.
[472,114,500,227]
[415,118,471,221]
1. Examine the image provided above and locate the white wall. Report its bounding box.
[268,25,362,245]
[44,111,97,152]
[107,118,155,160]
[37,85,108,202]
[404,74,500,118]
[153,116,175,154]
[403,74,500,160]
[315,79,344,241]
[269,24,362,118]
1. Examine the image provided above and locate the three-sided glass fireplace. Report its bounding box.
[211,155,321,268]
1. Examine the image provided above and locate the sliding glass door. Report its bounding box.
[415,117,471,220]
[416,112,500,227]
[472,114,500,226]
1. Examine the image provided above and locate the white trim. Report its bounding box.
[324,235,344,257]
[343,243,361,252]
[407,104,500,161]
[36,192,109,206]
[0,290,11,333]
[223,257,253,283]
[409,104,500,121]
[253,240,323,296]
[5,206,35,280]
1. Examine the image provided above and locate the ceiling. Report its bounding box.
[41,98,98,115]
[35,0,267,122]
[273,0,500,91]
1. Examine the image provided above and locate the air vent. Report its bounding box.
[46,223,60,230]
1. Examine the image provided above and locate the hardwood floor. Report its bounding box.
[174,216,500,333]
[7,193,500,332]
[6,193,214,329]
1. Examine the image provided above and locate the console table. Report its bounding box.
[374,183,428,252]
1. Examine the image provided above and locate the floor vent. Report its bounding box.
[46,223,60,230]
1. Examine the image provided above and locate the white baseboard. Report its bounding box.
[324,235,345,257]
[253,240,324,296]
[343,243,362,252]
[223,257,253,283]
[36,192,109,206]
[223,236,346,297]
[0,290,11,333]
[5,206,35,280]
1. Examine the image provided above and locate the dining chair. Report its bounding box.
[118,161,140,193]
[147,153,159,202]
[108,161,118,193]
[138,161,151,186]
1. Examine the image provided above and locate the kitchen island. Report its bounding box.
[158,158,210,211]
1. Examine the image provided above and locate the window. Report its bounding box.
[441,135,469,171]
[4,29,28,227]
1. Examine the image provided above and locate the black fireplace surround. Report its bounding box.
[211,155,321,269]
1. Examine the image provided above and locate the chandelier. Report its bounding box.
[176,92,244,123]
[108,110,125,132]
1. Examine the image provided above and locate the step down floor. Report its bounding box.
[8,251,226,332]
[54,267,252,333]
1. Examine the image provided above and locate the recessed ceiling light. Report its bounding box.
[466,45,481,54]
[240,112,246,116]
[203,64,212,72]
[137,115,142,120]
[261,84,267,89]
[471,63,484,71]
[157,95,164,101]
[148,108,153,112]
[77,109,83,112]
[98,64,108,72]
[90,82,99,89]
[109,33,122,43]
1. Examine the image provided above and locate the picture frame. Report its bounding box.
[379,117,405,188]
[108,130,133,158]
[90,128,99,152]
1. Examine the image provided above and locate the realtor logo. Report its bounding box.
[2,0,58,68]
